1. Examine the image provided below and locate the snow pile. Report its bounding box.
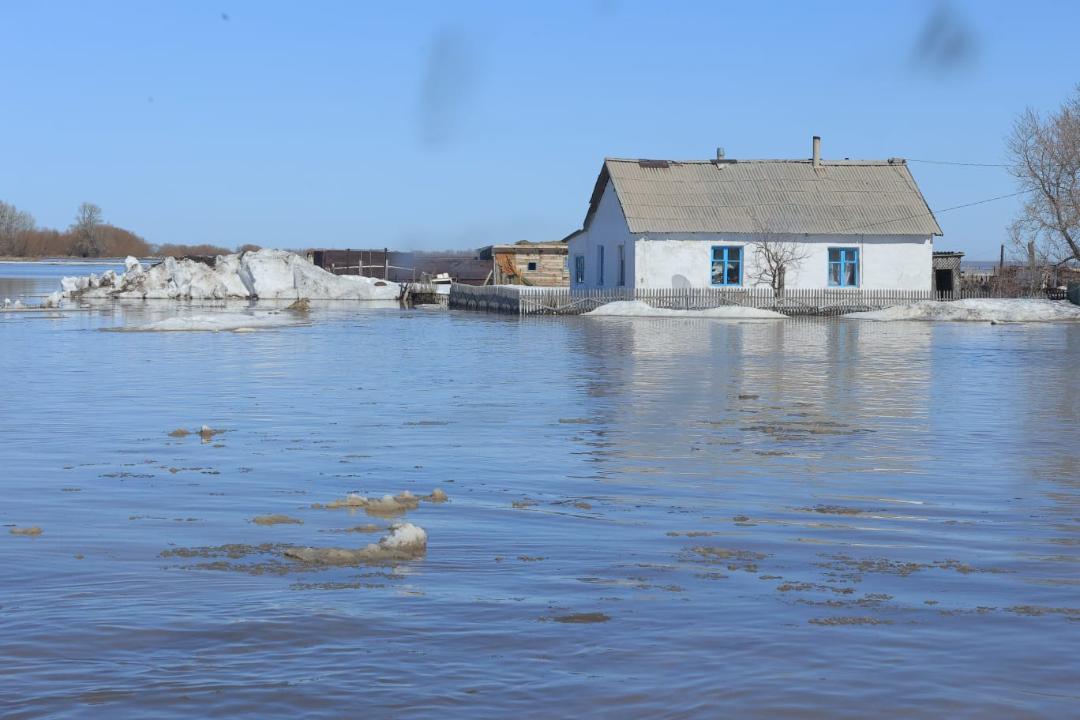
[2,298,25,310]
[585,300,786,319]
[60,249,399,301]
[114,312,307,332]
[846,299,1080,323]
[282,523,428,565]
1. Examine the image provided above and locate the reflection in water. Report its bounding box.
[1,290,1078,718]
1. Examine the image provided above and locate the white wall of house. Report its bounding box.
[633,233,932,291]
[567,181,634,289]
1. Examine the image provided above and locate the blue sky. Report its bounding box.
[1,1,1077,259]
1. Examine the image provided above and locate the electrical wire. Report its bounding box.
[907,159,1010,167]
[835,189,1029,235]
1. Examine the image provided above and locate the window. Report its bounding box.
[828,248,859,287]
[597,245,605,286]
[618,244,626,286]
[574,255,585,284]
[527,261,537,271]
[711,246,742,286]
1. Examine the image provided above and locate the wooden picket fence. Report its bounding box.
[448,284,1068,316]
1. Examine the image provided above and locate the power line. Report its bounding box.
[836,189,1028,234]
[907,158,1010,168]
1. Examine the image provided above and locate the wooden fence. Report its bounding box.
[448,284,1067,317]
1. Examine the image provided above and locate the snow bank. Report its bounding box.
[115,312,307,332]
[846,299,1080,323]
[59,249,399,301]
[283,523,428,565]
[585,300,786,319]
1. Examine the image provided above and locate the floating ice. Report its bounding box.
[313,489,449,517]
[116,313,307,332]
[585,300,786,319]
[60,248,399,301]
[846,299,1080,323]
[283,522,428,565]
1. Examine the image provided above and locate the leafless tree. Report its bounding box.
[748,234,810,296]
[70,202,104,257]
[0,200,36,256]
[1007,85,1080,265]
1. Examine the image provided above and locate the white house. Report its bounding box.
[567,138,942,291]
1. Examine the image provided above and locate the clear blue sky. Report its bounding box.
[1,1,1077,259]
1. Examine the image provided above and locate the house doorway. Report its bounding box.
[935,268,954,293]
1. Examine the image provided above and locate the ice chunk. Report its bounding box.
[125,256,144,275]
[586,300,786,319]
[115,313,306,332]
[846,299,1080,323]
[283,523,428,565]
[59,249,399,301]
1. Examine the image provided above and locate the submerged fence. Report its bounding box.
[448,284,1066,317]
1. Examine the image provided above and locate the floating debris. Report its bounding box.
[312,489,448,516]
[799,505,870,516]
[547,612,610,624]
[251,515,304,526]
[9,526,42,536]
[198,425,222,442]
[283,523,427,565]
[808,616,892,626]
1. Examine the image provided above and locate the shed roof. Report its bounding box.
[586,157,942,236]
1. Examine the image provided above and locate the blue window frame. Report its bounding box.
[574,255,585,284]
[828,248,859,287]
[711,246,743,286]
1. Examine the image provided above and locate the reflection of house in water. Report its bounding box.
[572,319,933,474]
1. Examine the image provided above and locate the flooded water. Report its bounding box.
[2,263,1078,718]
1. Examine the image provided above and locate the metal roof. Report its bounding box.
[587,158,943,236]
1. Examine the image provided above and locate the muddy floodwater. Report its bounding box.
[2,263,1079,718]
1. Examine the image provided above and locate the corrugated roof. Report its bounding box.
[588,158,942,236]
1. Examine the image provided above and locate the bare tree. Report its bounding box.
[748,234,810,296]
[1007,85,1080,265]
[70,202,104,257]
[0,200,36,256]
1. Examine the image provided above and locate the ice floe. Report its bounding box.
[283,522,428,565]
[312,489,449,517]
[845,299,1080,323]
[585,300,786,319]
[116,313,307,333]
[59,249,399,302]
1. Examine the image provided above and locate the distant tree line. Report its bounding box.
[0,200,258,258]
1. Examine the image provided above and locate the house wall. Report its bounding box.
[633,233,933,291]
[567,180,635,289]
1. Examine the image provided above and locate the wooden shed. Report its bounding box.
[482,241,569,286]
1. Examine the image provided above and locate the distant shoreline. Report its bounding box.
[0,257,148,265]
